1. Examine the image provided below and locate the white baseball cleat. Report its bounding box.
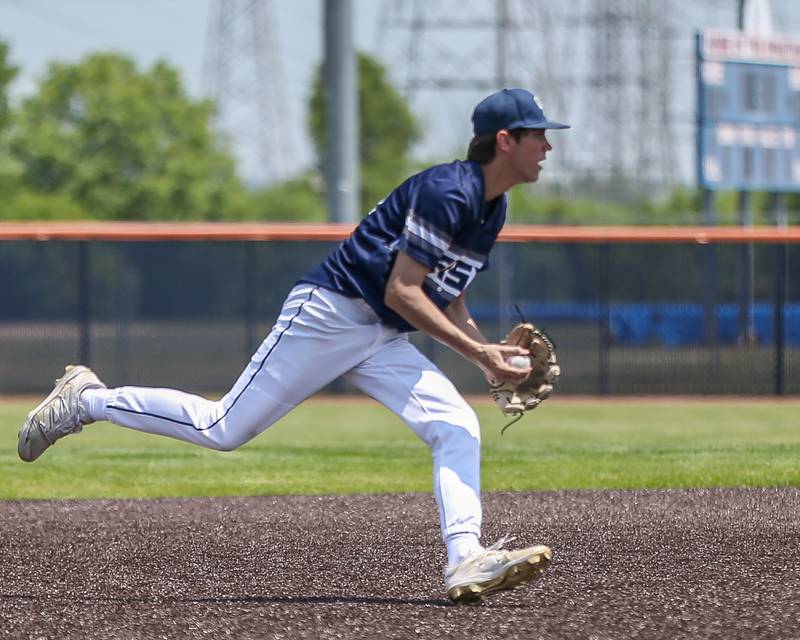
[444,536,552,604]
[18,365,105,462]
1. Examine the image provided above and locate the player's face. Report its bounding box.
[508,129,552,183]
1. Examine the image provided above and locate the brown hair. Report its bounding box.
[466,129,526,164]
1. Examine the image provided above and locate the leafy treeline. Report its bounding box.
[509,184,795,226]
[1,46,231,219]
[0,41,794,223]
[0,44,423,221]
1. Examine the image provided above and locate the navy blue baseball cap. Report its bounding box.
[471,88,570,135]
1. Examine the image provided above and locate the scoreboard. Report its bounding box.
[696,28,800,192]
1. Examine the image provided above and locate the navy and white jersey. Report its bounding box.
[300,160,506,332]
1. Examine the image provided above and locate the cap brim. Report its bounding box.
[502,119,570,131]
[540,121,570,130]
[474,120,571,135]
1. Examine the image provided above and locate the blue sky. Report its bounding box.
[0,0,383,184]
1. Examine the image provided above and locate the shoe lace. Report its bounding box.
[485,534,517,552]
[36,394,81,444]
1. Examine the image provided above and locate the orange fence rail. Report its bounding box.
[0,221,799,243]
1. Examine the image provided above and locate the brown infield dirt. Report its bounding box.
[1,488,798,639]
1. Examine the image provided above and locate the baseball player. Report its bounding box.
[18,87,569,604]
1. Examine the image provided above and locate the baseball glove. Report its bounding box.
[490,323,560,434]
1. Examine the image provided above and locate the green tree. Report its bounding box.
[0,41,20,203]
[0,40,90,218]
[0,40,17,133]
[248,172,326,221]
[309,52,420,214]
[8,53,248,220]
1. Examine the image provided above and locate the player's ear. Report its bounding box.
[495,129,514,153]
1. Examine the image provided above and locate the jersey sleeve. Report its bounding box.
[395,180,468,269]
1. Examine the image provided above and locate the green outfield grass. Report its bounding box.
[2,397,799,499]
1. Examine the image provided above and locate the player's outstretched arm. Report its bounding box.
[385,252,529,385]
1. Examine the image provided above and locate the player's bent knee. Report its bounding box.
[425,414,481,453]
[207,439,239,452]
[447,404,481,442]
[200,424,258,452]
[205,430,255,452]
[191,402,269,451]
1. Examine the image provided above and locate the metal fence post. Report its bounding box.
[244,242,257,358]
[78,241,91,365]
[772,192,787,396]
[737,191,756,344]
[599,243,610,395]
[702,190,718,350]
[774,241,786,395]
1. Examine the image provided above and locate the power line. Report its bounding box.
[203,0,288,186]
[379,0,576,181]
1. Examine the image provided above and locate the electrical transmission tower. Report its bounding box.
[203,0,287,186]
[586,0,628,176]
[640,1,677,186]
[378,0,576,180]
[584,0,676,187]
[379,0,678,189]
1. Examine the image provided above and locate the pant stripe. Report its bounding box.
[106,405,194,427]
[106,286,318,431]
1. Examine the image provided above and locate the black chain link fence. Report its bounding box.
[1,239,796,395]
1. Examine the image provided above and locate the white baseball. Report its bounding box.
[507,355,530,369]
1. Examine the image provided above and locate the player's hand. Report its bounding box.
[473,343,531,385]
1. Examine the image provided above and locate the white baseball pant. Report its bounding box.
[98,284,482,539]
